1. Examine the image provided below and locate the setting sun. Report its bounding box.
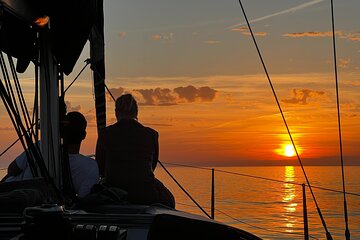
[284,144,296,157]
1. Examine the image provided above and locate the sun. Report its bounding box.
[284,144,296,157]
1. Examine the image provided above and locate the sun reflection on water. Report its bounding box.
[282,166,298,232]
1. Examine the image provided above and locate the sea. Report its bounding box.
[1,165,359,240]
[155,165,360,240]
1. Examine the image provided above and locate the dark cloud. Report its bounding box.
[135,88,177,106]
[174,85,217,102]
[282,89,325,105]
[132,85,217,106]
[107,87,124,101]
[198,86,217,101]
[174,86,198,102]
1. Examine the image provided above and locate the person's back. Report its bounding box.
[98,119,158,187]
[69,153,98,198]
[63,111,99,197]
[96,94,174,208]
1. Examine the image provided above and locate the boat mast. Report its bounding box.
[39,27,62,189]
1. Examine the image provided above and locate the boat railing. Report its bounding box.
[158,160,360,240]
[1,160,359,239]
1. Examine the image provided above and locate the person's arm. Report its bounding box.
[95,131,106,177]
[152,131,159,171]
[7,160,23,177]
[77,161,100,197]
[8,148,29,177]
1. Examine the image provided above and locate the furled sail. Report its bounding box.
[89,0,106,132]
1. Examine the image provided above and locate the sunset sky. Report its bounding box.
[0,0,359,167]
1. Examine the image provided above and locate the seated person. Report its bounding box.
[4,111,99,198]
[4,141,40,182]
[96,94,175,208]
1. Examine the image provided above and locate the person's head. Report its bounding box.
[63,111,87,145]
[115,94,138,121]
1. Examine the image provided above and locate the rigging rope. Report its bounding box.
[237,1,332,238]
[64,59,91,93]
[105,83,116,102]
[0,120,40,159]
[330,0,350,239]
[158,160,211,219]
[8,56,34,138]
[0,54,38,177]
[161,162,360,197]
[32,61,39,142]
[0,50,63,203]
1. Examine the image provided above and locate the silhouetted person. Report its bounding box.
[4,111,99,198]
[96,94,175,208]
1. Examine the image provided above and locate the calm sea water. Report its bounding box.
[1,166,359,239]
[155,166,360,240]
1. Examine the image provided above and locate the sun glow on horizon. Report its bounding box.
[275,143,298,158]
[284,144,296,157]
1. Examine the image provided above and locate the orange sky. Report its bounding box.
[1,1,360,167]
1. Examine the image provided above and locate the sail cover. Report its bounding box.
[0,0,97,75]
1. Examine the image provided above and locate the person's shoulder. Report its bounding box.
[143,126,158,136]
[103,123,118,131]
[71,154,98,168]
[70,154,95,163]
[99,123,118,137]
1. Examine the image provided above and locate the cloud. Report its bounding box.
[283,31,360,42]
[231,27,267,37]
[0,127,14,131]
[134,88,177,106]
[152,34,162,41]
[107,87,124,101]
[228,0,325,29]
[83,109,97,127]
[241,32,267,37]
[118,32,127,38]
[205,40,220,44]
[174,86,217,103]
[173,86,198,102]
[340,32,360,41]
[339,58,350,69]
[132,85,217,106]
[65,101,81,112]
[231,26,250,32]
[342,102,360,118]
[152,33,174,41]
[350,80,360,87]
[198,86,217,101]
[283,31,334,38]
[282,89,326,105]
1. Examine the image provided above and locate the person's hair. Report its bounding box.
[115,94,138,120]
[64,111,87,144]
